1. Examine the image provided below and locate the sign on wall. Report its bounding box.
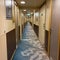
[5,0,12,19]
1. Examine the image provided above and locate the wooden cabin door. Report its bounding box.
[50,0,60,60]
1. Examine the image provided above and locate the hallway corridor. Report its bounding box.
[0,0,60,60]
[13,22,49,60]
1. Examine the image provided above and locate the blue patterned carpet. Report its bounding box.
[12,22,49,60]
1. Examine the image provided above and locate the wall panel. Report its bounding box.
[39,5,45,44]
[0,34,7,60]
[50,0,60,60]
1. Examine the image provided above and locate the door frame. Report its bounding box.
[48,0,60,60]
[47,0,52,56]
[58,25,60,60]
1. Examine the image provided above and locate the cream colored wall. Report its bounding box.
[13,4,22,43]
[39,5,45,44]
[0,34,7,60]
[0,0,5,35]
[18,11,23,25]
[39,0,52,44]
[34,12,40,26]
[16,10,25,39]
[31,12,39,26]
[18,9,24,38]
[46,0,52,31]
[0,0,18,60]
[19,11,23,39]
[0,0,8,60]
[30,16,33,23]
[21,14,26,25]
[5,21,15,33]
[34,17,39,26]
[17,9,23,40]
[4,1,15,33]
[30,15,34,27]
[14,5,25,41]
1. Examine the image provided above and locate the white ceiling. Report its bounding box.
[15,0,45,9]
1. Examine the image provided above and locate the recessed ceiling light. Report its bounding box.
[20,1,26,4]
[24,9,26,11]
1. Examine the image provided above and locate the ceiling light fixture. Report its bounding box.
[24,9,26,11]
[20,1,26,4]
